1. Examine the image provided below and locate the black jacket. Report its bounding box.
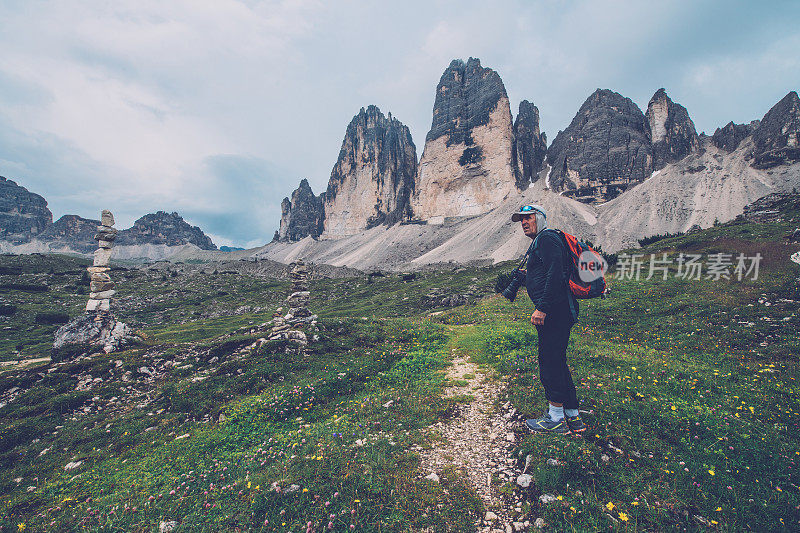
[525,229,579,322]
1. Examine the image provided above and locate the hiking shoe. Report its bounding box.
[566,414,587,433]
[525,415,569,434]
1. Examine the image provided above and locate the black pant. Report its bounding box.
[535,304,579,410]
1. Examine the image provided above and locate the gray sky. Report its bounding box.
[1,0,798,247]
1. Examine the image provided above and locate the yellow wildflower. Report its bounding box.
[619,512,628,522]
[606,502,615,511]
[708,469,715,476]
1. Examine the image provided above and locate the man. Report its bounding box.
[511,204,586,434]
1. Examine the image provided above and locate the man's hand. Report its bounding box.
[531,309,546,325]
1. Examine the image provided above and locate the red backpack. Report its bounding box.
[533,228,608,299]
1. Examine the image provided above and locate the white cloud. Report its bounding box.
[0,0,798,246]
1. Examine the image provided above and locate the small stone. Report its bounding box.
[97,239,114,249]
[64,461,83,471]
[425,472,440,483]
[534,517,545,528]
[485,511,498,522]
[93,247,113,267]
[85,299,102,312]
[90,280,115,293]
[90,290,116,299]
[601,454,610,463]
[505,432,515,442]
[513,522,525,532]
[159,521,177,533]
[539,493,556,504]
[516,474,532,488]
[101,210,114,227]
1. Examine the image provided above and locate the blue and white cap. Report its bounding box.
[511,204,547,230]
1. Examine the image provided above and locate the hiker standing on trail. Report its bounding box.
[511,204,586,434]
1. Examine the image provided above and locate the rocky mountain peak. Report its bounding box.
[116,211,217,250]
[752,90,800,169]
[425,57,508,147]
[276,178,324,242]
[322,105,417,236]
[36,214,99,253]
[512,100,548,188]
[0,176,52,244]
[412,57,518,219]
[646,88,699,169]
[712,121,759,152]
[545,89,652,203]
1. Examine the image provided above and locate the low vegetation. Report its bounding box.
[0,202,798,531]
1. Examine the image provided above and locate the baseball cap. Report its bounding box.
[511,204,546,222]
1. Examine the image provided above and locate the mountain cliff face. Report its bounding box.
[751,91,800,169]
[512,100,548,188]
[412,58,518,220]
[276,179,324,242]
[712,121,759,152]
[117,211,217,250]
[322,106,417,236]
[36,215,99,253]
[545,89,653,204]
[0,176,52,244]
[646,88,700,170]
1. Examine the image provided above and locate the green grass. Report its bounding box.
[1,201,799,531]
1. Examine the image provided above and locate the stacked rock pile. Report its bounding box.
[53,209,135,356]
[86,210,117,312]
[268,260,318,345]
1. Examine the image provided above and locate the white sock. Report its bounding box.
[548,404,564,421]
[565,408,579,418]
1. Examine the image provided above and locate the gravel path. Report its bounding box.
[419,348,532,532]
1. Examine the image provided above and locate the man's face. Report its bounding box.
[520,213,537,238]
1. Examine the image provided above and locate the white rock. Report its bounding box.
[484,511,499,522]
[505,432,515,442]
[534,517,545,528]
[516,474,532,488]
[539,493,556,503]
[159,521,177,533]
[425,472,440,483]
[64,461,82,471]
[601,454,610,463]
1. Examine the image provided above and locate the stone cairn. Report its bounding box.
[268,259,317,346]
[53,210,135,356]
[86,209,118,311]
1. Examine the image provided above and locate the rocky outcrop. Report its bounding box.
[36,215,99,253]
[712,121,758,152]
[322,106,417,236]
[0,176,52,244]
[752,91,800,169]
[116,211,216,250]
[545,89,653,204]
[646,88,700,169]
[412,58,518,220]
[276,179,324,242]
[512,100,548,188]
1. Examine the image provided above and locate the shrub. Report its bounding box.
[34,312,70,325]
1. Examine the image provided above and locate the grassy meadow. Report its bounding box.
[0,203,799,532]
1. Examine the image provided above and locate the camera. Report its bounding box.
[502,267,526,302]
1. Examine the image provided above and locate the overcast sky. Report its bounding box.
[1,0,798,247]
